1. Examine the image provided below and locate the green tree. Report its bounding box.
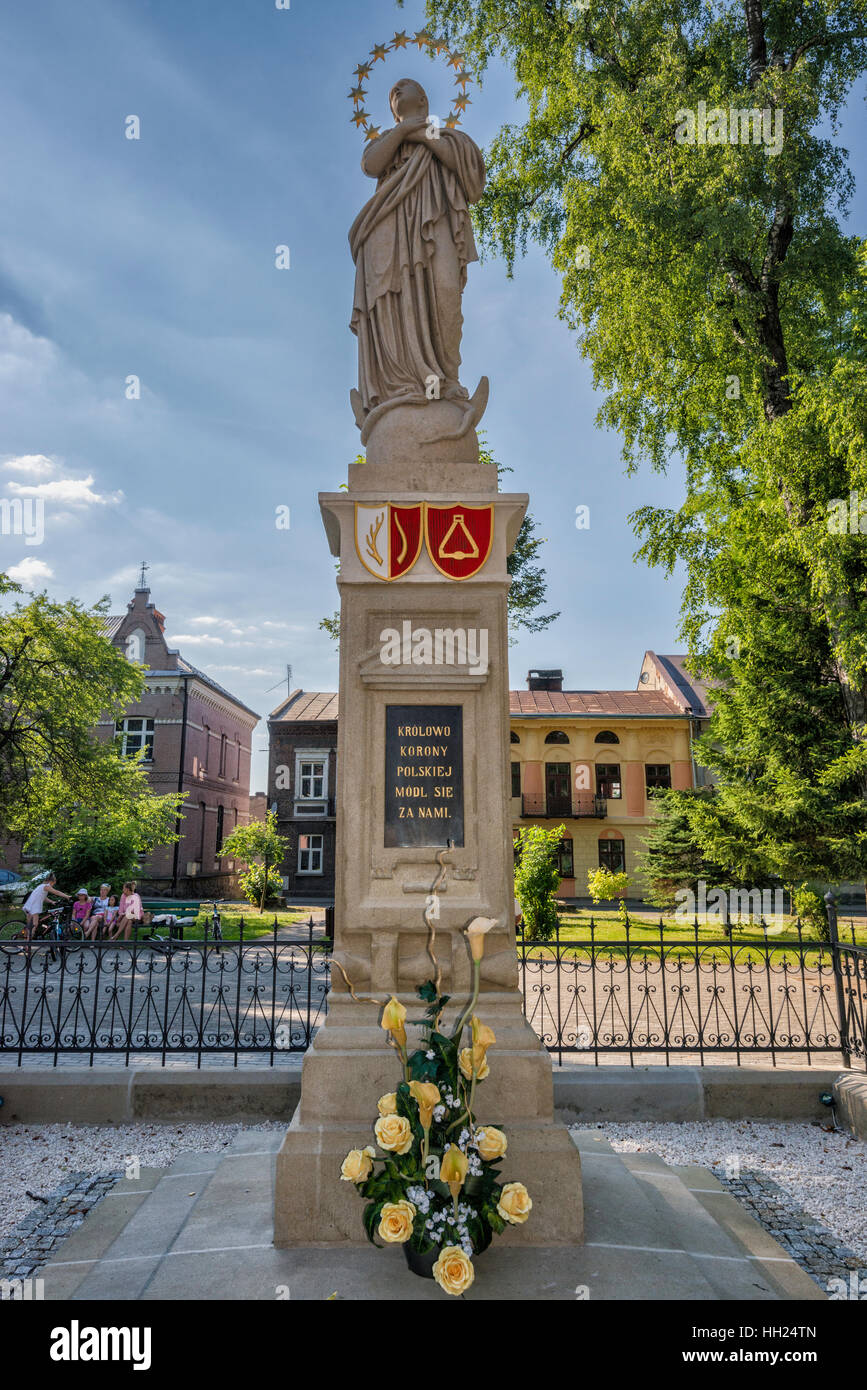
[320,441,559,644]
[636,787,730,908]
[0,576,182,845]
[37,785,182,893]
[587,865,630,919]
[414,0,867,885]
[221,810,289,913]
[514,822,565,939]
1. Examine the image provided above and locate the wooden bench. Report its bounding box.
[139,900,203,941]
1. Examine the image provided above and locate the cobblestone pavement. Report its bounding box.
[0,1171,120,1286]
[716,1167,866,1294]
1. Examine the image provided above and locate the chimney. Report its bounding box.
[527,669,563,692]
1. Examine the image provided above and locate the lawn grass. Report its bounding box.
[519,908,867,966]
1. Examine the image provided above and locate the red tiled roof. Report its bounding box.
[509,690,683,717]
[268,689,684,721]
[270,690,339,722]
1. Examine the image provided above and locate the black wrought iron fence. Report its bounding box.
[518,916,867,1068]
[0,920,329,1067]
[1,913,865,1069]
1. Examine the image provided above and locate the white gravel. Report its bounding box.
[0,1121,284,1243]
[581,1119,867,1260]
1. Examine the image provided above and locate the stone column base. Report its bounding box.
[274,1110,583,1248]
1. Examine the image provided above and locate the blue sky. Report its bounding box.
[0,0,864,790]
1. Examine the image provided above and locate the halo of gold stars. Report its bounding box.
[350,31,474,142]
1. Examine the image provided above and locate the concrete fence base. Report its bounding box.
[833,1072,867,1141]
[0,1064,853,1127]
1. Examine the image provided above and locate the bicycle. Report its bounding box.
[204,901,224,953]
[4,904,84,960]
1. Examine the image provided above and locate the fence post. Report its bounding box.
[826,891,851,1070]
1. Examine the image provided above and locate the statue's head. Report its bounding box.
[389,78,429,121]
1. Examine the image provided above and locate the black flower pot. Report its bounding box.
[403,1243,438,1279]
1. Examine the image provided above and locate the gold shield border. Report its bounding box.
[424,502,495,581]
[354,503,424,581]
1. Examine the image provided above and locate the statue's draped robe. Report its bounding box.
[349,131,485,415]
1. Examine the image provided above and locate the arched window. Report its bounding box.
[216,805,225,855]
[510,731,520,744]
[544,730,569,744]
[125,629,146,663]
[594,730,620,744]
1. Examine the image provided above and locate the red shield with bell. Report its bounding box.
[424,504,494,580]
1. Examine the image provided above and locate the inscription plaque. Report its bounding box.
[384,704,464,847]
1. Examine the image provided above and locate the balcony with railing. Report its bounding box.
[520,792,607,819]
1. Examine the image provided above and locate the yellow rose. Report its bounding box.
[497,1181,532,1225]
[409,1080,441,1131]
[377,1092,397,1117]
[374,1113,413,1155]
[476,1126,507,1161]
[381,996,407,1048]
[459,1046,490,1081]
[433,1245,475,1296]
[377,1199,416,1244]
[339,1144,376,1183]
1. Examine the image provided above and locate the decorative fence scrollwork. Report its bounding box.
[1,915,864,1070]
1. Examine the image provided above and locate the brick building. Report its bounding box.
[267,691,338,900]
[266,655,708,903]
[96,584,260,897]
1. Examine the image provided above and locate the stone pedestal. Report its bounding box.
[274,447,583,1248]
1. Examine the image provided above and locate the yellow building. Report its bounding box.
[510,656,710,900]
[267,653,710,903]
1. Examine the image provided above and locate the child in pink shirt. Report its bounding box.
[113,881,143,942]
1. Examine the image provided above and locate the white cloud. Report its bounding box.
[171,633,225,645]
[2,454,55,476]
[190,614,221,625]
[5,556,54,586]
[6,475,123,506]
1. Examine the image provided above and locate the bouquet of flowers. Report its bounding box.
[339,916,532,1296]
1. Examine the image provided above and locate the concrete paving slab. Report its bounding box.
[163,1150,225,1176]
[170,1152,275,1252]
[41,1259,98,1301]
[68,1254,162,1301]
[627,1167,758,1260]
[580,1150,706,1251]
[94,1174,209,1261]
[569,1128,616,1154]
[138,1241,726,1301]
[36,1121,814,1301]
[108,1167,165,1196]
[671,1163,727,1193]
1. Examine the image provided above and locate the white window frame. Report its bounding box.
[297,833,324,875]
[116,717,155,761]
[294,750,329,816]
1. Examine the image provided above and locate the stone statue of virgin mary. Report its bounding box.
[349,78,489,459]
